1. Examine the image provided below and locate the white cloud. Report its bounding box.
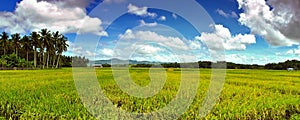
[127,3,157,17]
[286,50,294,55]
[65,41,98,58]
[275,52,282,56]
[226,54,249,64]
[102,0,126,4]
[158,16,166,21]
[66,41,82,53]
[132,54,178,63]
[96,44,178,62]
[172,13,177,19]
[38,0,93,8]
[86,50,96,57]
[283,46,300,56]
[195,24,256,51]
[225,53,300,65]
[130,51,199,63]
[237,0,300,46]
[216,9,227,17]
[216,9,238,18]
[295,47,300,55]
[231,11,238,18]
[226,54,269,65]
[112,29,206,62]
[118,29,191,50]
[0,0,107,36]
[101,48,115,57]
[139,20,157,27]
[188,40,202,50]
[274,46,300,60]
[135,45,163,55]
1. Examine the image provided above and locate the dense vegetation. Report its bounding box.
[0,29,69,69]
[265,60,300,70]
[130,60,300,70]
[0,68,299,119]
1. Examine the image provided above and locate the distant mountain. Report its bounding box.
[90,58,165,65]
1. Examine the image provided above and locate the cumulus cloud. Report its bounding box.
[187,40,202,50]
[216,9,238,18]
[226,54,269,65]
[295,47,300,55]
[119,29,192,50]
[196,24,256,51]
[127,3,157,17]
[135,45,163,55]
[66,41,82,53]
[113,29,204,62]
[139,20,157,27]
[237,0,300,46]
[0,0,107,36]
[158,16,166,21]
[100,48,115,57]
[128,47,199,62]
[286,50,294,55]
[65,41,98,58]
[283,46,300,56]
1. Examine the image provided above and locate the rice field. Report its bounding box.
[0,68,299,119]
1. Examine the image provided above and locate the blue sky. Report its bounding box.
[0,0,299,65]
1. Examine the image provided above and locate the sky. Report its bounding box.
[0,0,299,65]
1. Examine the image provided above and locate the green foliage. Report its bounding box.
[130,60,300,70]
[266,60,300,70]
[0,54,32,68]
[0,29,70,69]
[72,56,89,67]
[102,63,112,67]
[0,68,299,119]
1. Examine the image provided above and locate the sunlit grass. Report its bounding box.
[0,68,299,119]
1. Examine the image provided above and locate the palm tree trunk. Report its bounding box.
[26,51,29,68]
[46,53,49,68]
[39,53,42,66]
[56,54,61,68]
[52,55,56,68]
[39,53,42,67]
[34,48,37,68]
[42,52,45,69]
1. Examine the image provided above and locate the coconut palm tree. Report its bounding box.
[56,35,68,68]
[11,33,21,58]
[0,32,9,55]
[21,35,31,67]
[47,33,54,68]
[0,29,70,69]
[39,29,51,69]
[30,31,40,68]
[51,31,60,68]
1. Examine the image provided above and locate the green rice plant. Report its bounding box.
[0,68,299,119]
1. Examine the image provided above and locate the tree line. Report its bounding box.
[123,60,300,70]
[0,29,69,69]
[265,60,300,70]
